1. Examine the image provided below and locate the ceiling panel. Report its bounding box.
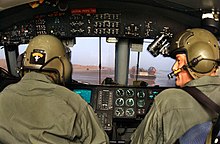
[0,0,35,11]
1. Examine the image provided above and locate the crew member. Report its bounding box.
[0,35,109,144]
[130,28,220,143]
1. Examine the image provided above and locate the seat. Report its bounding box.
[179,121,220,144]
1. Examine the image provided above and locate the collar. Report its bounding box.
[185,76,220,87]
[22,72,54,84]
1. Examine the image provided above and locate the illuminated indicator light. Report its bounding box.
[153,91,158,95]
[71,8,97,14]
[149,95,154,99]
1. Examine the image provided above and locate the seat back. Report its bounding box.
[179,121,213,144]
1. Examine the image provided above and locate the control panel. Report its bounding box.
[66,83,169,143]
[0,7,186,45]
[94,86,164,131]
[113,87,160,118]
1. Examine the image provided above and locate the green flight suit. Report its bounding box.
[131,76,220,144]
[0,72,109,144]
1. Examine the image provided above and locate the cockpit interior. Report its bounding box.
[1,0,220,143]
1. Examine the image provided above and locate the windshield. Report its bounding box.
[70,37,175,86]
[16,37,176,86]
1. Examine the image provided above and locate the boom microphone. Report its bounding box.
[167,65,187,79]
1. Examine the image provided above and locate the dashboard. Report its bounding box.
[66,83,169,143]
[0,71,170,143]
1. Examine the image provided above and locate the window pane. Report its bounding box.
[129,39,175,87]
[18,44,28,54]
[100,37,115,84]
[71,37,115,84]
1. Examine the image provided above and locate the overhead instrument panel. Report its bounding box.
[0,19,36,45]
[33,10,122,39]
[0,7,187,45]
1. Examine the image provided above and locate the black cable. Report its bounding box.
[0,67,17,79]
[217,59,220,66]
[39,56,60,71]
[188,57,219,68]
[167,57,219,79]
[185,56,219,74]
[39,56,65,84]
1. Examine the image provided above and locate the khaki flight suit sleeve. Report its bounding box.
[130,102,164,144]
[130,88,205,144]
[72,104,109,144]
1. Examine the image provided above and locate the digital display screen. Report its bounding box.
[73,89,92,104]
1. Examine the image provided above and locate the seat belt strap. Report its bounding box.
[183,87,220,113]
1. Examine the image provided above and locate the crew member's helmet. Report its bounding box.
[20,35,72,84]
[169,28,219,79]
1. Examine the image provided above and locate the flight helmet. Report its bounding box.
[20,35,72,84]
[169,28,219,79]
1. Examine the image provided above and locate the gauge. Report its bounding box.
[116,89,124,97]
[125,98,134,107]
[115,98,124,106]
[137,90,145,98]
[137,99,145,108]
[114,107,124,117]
[126,89,134,97]
[125,108,135,117]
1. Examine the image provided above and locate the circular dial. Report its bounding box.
[116,89,124,97]
[126,98,134,107]
[125,108,135,117]
[115,107,124,117]
[126,89,134,97]
[137,90,145,98]
[137,99,145,108]
[115,98,124,106]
